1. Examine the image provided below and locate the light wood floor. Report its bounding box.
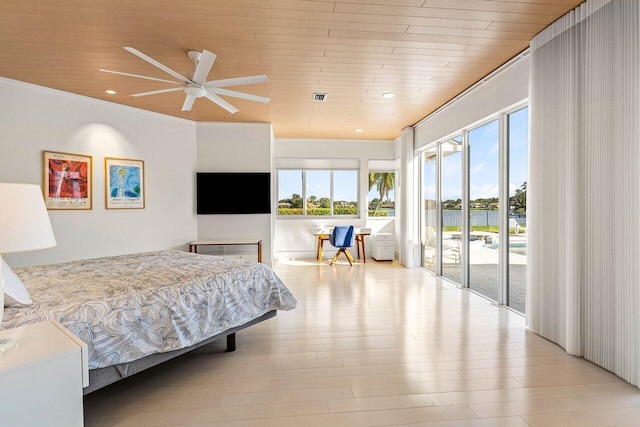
[84,259,640,426]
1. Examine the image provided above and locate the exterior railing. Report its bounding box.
[426,210,526,227]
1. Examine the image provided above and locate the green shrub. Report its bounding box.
[333,207,357,215]
[277,207,358,216]
[278,208,303,215]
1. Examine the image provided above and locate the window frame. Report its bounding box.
[276,168,360,218]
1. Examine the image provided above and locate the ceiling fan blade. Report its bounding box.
[131,87,185,98]
[123,47,192,85]
[204,74,269,88]
[191,50,216,85]
[208,87,270,104]
[99,69,183,85]
[204,93,239,114]
[182,95,196,111]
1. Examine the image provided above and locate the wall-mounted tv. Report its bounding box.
[197,172,271,214]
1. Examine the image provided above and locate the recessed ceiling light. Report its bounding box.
[105,89,117,95]
[382,92,395,98]
[354,128,364,133]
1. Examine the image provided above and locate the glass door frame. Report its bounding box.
[435,142,443,274]
[461,129,470,290]
[421,142,442,275]
[499,111,509,306]
[428,135,467,282]
[420,101,528,310]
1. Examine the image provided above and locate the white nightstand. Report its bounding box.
[0,320,88,427]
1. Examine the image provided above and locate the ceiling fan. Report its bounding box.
[100,47,270,113]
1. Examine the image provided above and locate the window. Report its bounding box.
[333,170,358,216]
[277,170,303,215]
[306,170,330,215]
[367,172,395,217]
[277,169,359,217]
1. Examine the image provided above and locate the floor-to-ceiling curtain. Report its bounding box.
[527,0,640,386]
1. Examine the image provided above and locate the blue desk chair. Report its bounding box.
[329,225,356,266]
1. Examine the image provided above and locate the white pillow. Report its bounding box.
[2,259,33,306]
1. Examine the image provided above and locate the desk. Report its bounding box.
[189,240,262,263]
[313,228,370,263]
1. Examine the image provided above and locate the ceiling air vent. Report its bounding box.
[313,93,327,102]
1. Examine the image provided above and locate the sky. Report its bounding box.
[424,106,528,203]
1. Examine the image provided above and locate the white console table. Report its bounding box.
[0,320,88,427]
[189,239,263,263]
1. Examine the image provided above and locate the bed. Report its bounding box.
[0,250,297,394]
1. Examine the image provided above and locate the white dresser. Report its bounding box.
[370,233,395,261]
[0,320,88,427]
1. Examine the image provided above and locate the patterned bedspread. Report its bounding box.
[1,250,297,369]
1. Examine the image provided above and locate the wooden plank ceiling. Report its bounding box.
[0,0,583,140]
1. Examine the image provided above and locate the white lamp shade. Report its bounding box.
[0,183,57,254]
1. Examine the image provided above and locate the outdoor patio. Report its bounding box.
[427,233,527,313]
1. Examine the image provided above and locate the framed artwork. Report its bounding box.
[105,157,145,209]
[43,151,92,210]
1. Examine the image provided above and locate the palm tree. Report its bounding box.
[368,172,395,214]
[510,181,527,212]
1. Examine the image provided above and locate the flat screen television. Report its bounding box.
[196,172,271,214]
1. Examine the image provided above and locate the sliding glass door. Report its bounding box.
[507,107,528,312]
[468,119,500,302]
[440,136,463,285]
[423,147,438,274]
[420,105,528,314]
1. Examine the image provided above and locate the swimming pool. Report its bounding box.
[487,241,527,256]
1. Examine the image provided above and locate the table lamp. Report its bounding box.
[0,183,57,323]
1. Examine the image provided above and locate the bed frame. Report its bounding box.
[84,310,276,394]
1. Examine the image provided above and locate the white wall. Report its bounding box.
[0,78,198,267]
[273,138,396,261]
[0,79,400,268]
[414,54,530,150]
[195,123,274,263]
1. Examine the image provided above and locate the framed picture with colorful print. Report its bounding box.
[105,157,145,209]
[43,151,92,210]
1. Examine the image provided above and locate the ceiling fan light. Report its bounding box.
[184,86,207,98]
[187,50,202,64]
